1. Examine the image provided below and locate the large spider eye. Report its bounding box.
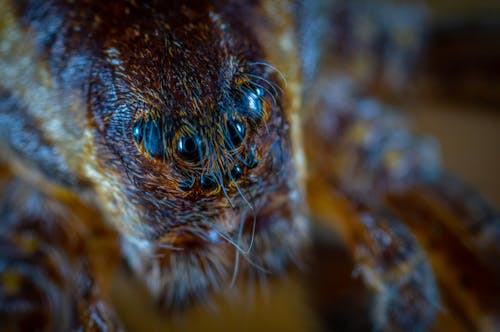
[226,119,245,149]
[133,118,165,158]
[177,135,202,163]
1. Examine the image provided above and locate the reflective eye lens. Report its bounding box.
[133,118,164,158]
[247,91,262,114]
[237,89,263,120]
[230,164,243,180]
[132,119,143,143]
[200,174,217,190]
[177,135,202,162]
[226,120,245,149]
[145,121,164,158]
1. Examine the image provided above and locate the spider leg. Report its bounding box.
[386,177,500,331]
[303,78,500,331]
[352,210,439,332]
[0,169,123,331]
[306,176,438,332]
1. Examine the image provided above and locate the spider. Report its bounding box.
[1,1,499,331]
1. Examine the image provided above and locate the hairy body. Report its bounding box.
[0,2,320,327]
[0,0,311,306]
[1,1,499,331]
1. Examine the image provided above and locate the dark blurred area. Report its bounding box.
[322,0,500,208]
[413,0,500,208]
[422,0,500,106]
[325,0,500,107]
[417,0,500,209]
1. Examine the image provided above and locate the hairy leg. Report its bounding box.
[306,176,438,332]
[0,170,123,331]
[303,77,500,330]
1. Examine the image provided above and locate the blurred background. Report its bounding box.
[405,0,500,208]
[323,0,500,207]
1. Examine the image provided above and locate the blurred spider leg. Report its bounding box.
[352,210,439,332]
[303,79,500,330]
[386,176,500,331]
[0,173,123,331]
[306,176,439,332]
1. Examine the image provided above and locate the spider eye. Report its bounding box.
[133,118,165,159]
[200,174,218,190]
[177,135,202,163]
[132,119,144,143]
[226,119,245,149]
[247,92,262,113]
[230,164,243,180]
[237,88,263,120]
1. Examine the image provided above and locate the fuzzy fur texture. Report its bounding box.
[2,1,499,331]
[0,0,308,311]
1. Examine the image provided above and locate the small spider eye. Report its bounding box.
[230,164,243,180]
[133,118,165,159]
[177,135,202,163]
[226,119,245,149]
[237,89,263,120]
[247,90,263,113]
[200,174,217,190]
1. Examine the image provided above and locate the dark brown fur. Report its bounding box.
[1,0,307,312]
[2,1,499,331]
